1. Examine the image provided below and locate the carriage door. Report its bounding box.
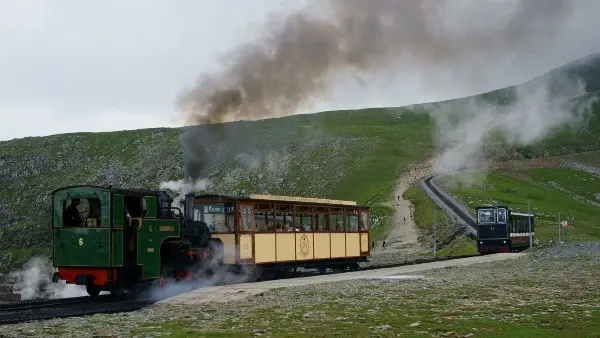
[238,203,255,263]
[359,208,370,254]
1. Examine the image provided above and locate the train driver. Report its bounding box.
[64,198,82,227]
[124,205,132,227]
[124,204,134,252]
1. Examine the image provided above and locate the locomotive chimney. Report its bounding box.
[184,193,195,223]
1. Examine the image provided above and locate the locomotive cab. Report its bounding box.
[51,185,186,297]
[476,205,534,254]
[476,206,510,253]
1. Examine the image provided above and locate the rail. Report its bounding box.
[0,295,152,325]
[422,174,477,235]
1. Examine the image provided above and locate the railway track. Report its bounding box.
[422,174,477,234]
[0,294,152,325]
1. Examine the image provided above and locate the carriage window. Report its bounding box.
[295,214,312,231]
[255,212,275,232]
[477,209,496,223]
[330,208,344,232]
[63,198,102,227]
[294,205,312,232]
[313,206,328,231]
[314,210,329,232]
[360,211,369,231]
[194,203,234,233]
[255,203,274,232]
[275,204,293,232]
[346,209,359,232]
[497,209,507,223]
[241,206,253,231]
[276,213,293,232]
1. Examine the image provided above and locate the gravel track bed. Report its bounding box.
[3,243,599,337]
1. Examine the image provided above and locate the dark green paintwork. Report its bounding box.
[53,228,111,266]
[53,187,110,227]
[112,194,125,226]
[136,219,181,279]
[145,196,157,218]
[111,229,124,266]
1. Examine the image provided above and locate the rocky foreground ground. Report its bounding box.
[3,243,600,337]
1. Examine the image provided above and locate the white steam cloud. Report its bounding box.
[8,257,109,300]
[429,70,598,175]
[145,243,255,302]
[159,178,211,195]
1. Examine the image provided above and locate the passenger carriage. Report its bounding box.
[196,193,371,273]
[476,206,534,254]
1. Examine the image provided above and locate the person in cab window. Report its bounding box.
[124,205,132,227]
[124,205,135,252]
[64,198,82,226]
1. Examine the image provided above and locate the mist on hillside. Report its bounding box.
[430,69,599,179]
[162,0,600,192]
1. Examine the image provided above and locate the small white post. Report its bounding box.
[558,212,561,244]
[528,201,533,249]
[433,207,438,259]
[569,209,572,241]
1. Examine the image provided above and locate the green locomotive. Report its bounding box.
[50,185,215,297]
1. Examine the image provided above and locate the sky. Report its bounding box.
[1,0,600,141]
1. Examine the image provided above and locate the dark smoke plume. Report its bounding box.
[176,0,577,184]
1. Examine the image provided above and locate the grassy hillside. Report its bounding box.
[2,53,600,272]
[0,109,435,272]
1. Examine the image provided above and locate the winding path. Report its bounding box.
[371,157,475,254]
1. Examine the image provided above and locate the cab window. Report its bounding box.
[63,198,101,227]
[497,209,507,223]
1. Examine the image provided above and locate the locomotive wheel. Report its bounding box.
[86,283,101,298]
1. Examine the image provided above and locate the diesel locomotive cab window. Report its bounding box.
[62,198,101,227]
[477,209,496,223]
[194,203,234,233]
[497,209,507,223]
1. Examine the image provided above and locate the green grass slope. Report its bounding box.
[0,109,435,272]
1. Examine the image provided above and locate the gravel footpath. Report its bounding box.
[2,242,599,337]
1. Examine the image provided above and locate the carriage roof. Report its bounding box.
[195,193,368,208]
